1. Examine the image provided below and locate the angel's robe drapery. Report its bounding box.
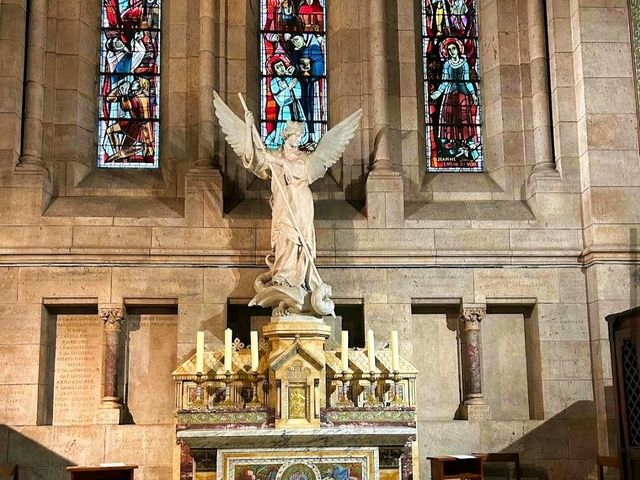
[245,143,317,290]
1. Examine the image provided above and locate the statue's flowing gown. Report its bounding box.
[245,144,317,290]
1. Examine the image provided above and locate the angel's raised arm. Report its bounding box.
[213,91,269,179]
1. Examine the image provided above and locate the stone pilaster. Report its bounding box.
[457,305,491,420]
[97,305,125,424]
[368,0,392,174]
[16,0,48,175]
[365,0,404,227]
[196,0,216,169]
[526,0,560,183]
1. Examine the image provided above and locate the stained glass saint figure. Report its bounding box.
[98,0,161,168]
[260,0,327,151]
[422,0,483,172]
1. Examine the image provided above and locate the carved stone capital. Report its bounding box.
[99,305,126,332]
[460,305,486,331]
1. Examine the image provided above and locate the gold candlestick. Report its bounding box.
[337,371,354,407]
[365,371,382,407]
[221,371,234,406]
[391,371,404,405]
[247,372,262,408]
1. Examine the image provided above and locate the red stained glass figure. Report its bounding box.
[98,0,161,168]
[422,0,483,172]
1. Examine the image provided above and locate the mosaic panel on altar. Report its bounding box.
[218,448,377,480]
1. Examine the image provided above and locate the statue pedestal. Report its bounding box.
[263,315,332,358]
[263,315,332,429]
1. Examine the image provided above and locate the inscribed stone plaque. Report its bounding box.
[52,315,102,425]
[127,314,178,424]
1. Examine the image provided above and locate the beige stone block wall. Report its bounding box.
[0,264,599,480]
[483,313,530,420]
[2,0,639,478]
[2,0,588,205]
[411,314,460,420]
[0,0,26,178]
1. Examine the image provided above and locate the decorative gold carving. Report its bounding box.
[285,360,312,383]
[288,384,307,419]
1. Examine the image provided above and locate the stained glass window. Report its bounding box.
[421,0,483,172]
[98,0,161,169]
[259,0,327,151]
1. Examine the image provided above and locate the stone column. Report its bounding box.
[527,0,559,181]
[180,441,195,480]
[17,0,48,174]
[185,0,223,225]
[365,0,404,227]
[368,0,393,174]
[457,305,491,420]
[196,0,216,169]
[97,305,125,424]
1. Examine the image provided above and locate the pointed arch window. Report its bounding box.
[97,0,161,168]
[259,0,328,151]
[421,0,484,172]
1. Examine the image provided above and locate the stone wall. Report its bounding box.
[0,264,601,479]
[0,0,638,479]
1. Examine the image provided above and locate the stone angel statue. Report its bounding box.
[213,91,362,318]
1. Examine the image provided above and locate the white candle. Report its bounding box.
[341,331,349,372]
[251,331,259,372]
[391,330,400,372]
[195,331,204,374]
[224,328,233,372]
[367,329,376,372]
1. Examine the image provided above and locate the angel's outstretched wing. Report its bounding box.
[307,109,363,184]
[213,91,246,158]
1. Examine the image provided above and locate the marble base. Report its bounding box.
[456,402,491,420]
[96,403,122,424]
[178,426,416,449]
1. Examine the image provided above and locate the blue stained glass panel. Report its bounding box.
[259,0,328,151]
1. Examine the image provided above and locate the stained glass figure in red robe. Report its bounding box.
[98,0,161,168]
[422,0,483,172]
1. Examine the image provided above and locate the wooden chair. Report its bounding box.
[0,464,17,480]
[596,456,619,480]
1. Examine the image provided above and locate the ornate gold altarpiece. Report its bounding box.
[173,317,418,480]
